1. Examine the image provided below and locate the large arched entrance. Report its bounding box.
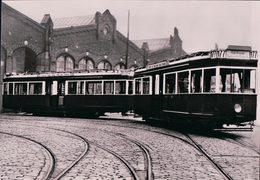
[1,46,6,74]
[12,47,37,73]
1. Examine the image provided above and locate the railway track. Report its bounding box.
[52,129,153,180]
[73,121,251,180]
[0,131,55,180]
[184,134,233,180]
[2,121,152,180]
[52,130,90,180]
[6,119,234,179]
[1,118,258,179]
[69,121,233,179]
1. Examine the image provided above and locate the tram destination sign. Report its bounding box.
[146,60,169,69]
[226,50,250,59]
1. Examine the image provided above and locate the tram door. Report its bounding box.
[152,74,163,117]
[57,80,65,106]
[50,80,65,107]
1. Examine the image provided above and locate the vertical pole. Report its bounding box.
[0,3,2,113]
[125,10,130,69]
[0,56,3,113]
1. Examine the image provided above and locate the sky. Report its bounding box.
[3,0,260,54]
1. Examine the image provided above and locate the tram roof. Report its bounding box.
[4,69,135,79]
[136,47,257,73]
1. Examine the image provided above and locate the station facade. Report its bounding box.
[0,2,186,112]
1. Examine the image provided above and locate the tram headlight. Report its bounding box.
[234,104,242,113]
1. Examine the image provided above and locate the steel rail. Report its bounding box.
[0,131,55,180]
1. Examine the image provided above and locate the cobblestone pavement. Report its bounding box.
[0,114,259,180]
[0,133,51,180]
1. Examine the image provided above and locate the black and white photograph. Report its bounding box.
[0,0,260,179]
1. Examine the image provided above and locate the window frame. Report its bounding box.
[65,79,131,95]
[3,81,45,95]
[134,76,152,95]
[162,66,257,95]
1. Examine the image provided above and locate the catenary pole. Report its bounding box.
[125,9,130,69]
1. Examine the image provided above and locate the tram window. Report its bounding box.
[104,81,114,94]
[128,81,133,94]
[203,69,216,93]
[29,83,42,95]
[191,70,202,93]
[249,70,256,93]
[115,81,126,94]
[3,83,8,95]
[68,82,77,94]
[78,81,84,94]
[135,79,142,94]
[143,77,150,94]
[177,72,189,93]
[14,83,27,95]
[165,73,176,94]
[220,68,256,93]
[86,81,102,95]
[9,83,13,95]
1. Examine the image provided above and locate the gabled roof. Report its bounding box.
[52,15,95,29]
[133,38,170,52]
[2,2,45,32]
[116,31,143,55]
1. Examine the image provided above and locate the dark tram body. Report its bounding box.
[133,46,258,127]
[2,45,258,127]
[3,71,134,116]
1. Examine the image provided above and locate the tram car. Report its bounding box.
[3,70,134,117]
[133,45,258,127]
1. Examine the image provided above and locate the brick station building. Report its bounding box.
[0,2,186,112]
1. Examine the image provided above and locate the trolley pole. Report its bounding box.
[125,10,130,69]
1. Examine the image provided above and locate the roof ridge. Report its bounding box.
[52,14,95,29]
[52,14,94,20]
[133,37,169,41]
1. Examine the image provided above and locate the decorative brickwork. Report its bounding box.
[1,2,144,74]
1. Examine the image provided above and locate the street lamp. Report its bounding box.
[24,40,28,46]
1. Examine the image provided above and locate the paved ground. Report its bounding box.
[0,114,259,180]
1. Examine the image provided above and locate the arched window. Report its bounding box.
[56,56,65,72]
[79,58,94,71]
[114,63,126,70]
[66,56,73,71]
[56,54,74,72]
[79,59,86,70]
[97,60,112,70]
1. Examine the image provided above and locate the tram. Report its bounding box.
[133,45,258,127]
[3,70,134,117]
[2,45,258,127]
